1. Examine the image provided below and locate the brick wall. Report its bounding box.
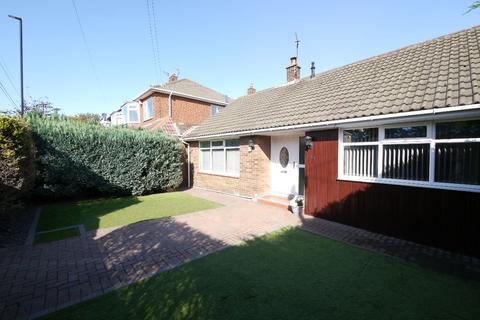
[138,92,216,126]
[190,136,271,198]
[172,96,212,125]
[139,93,168,123]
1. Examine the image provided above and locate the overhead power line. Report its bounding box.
[0,56,19,97]
[146,0,162,83]
[71,0,106,103]
[0,80,18,108]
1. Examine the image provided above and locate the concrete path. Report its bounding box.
[0,189,298,320]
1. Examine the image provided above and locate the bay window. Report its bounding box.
[121,104,139,124]
[199,140,240,176]
[339,119,480,192]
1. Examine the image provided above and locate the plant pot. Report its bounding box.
[292,205,303,216]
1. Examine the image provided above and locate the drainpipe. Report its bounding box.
[180,138,191,188]
[168,91,173,117]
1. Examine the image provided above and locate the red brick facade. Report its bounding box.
[139,93,215,127]
[190,136,271,198]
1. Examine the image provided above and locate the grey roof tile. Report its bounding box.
[187,26,480,138]
[154,79,229,103]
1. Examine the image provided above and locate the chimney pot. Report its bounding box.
[169,73,178,83]
[247,84,256,95]
[310,61,316,78]
[286,56,301,82]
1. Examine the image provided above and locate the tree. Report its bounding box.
[5,97,60,116]
[467,1,480,13]
[69,113,101,122]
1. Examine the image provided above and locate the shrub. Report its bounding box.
[26,115,183,199]
[0,116,35,212]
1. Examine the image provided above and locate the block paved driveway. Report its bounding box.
[0,190,299,320]
[2,189,479,319]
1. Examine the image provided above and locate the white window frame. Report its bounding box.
[199,140,240,177]
[143,98,153,121]
[338,119,480,193]
[122,104,140,124]
[211,104,222,117]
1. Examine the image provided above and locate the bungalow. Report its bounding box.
[185,26,480,256]
[111,74,230,137]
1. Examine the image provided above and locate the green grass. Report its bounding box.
[34,227,80,244]
[37,192,222,232]
[42,228,480,320]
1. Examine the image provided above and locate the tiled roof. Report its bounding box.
[187,25,480,138]
[141,117,179,136]
[154,79,230,104]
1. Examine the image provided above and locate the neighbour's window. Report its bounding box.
[128,107,139,123]
[143,98,153,120]
[122,106,128,122]
[211,104,222,117]
[199,139,240,175]
[339,120,480,191]
[122,105,140,123]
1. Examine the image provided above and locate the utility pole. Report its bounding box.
[8,15,24,116]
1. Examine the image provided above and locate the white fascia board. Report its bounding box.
[184,104,480,140]
[133,87,228,106]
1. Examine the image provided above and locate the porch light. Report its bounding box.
[248,139,255,152]
[305,136,313,150]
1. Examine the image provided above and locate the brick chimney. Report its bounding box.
[169,73,178,83]
[247,84,256,95]
[286,56,301,82]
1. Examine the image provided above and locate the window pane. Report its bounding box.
[435,143,480,185]
[226,148,240,174]
[436,120,480,139]
[343,145,378,177]
[200,141,210,148]
[343,128,378,142]
[299,137,305,165]
[385,126,427,139]
[212,149,225,172]
[211,141,223,147]
[144,98,153,119]
[200,150,210,171]
[225,139,240,147]
[129,109,139,122]
[382,144,429,181]
[211,105,221,116]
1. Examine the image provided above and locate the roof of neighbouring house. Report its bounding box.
[186,25,480,139]
[135,78,230,105]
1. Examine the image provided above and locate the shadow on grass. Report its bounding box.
[37,196,142,232]
[42,228,480,320]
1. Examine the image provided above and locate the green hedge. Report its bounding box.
[27,115,183,198]
[0,116,35,212]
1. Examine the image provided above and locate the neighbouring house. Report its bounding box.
[112,74,230,137]
[109,101,141,127]
[185,26,480,256]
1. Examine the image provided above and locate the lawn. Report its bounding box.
[42,228,480,320]
[35,227,81,244]
[36,192,222,233]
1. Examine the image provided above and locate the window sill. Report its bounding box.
[198,170,240,179]
[143,117,153,122]
[337,175,480,193]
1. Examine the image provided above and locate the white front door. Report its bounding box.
[270,136,300,198]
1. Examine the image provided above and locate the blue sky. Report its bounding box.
[0,0,479,115]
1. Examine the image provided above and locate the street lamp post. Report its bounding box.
[8,15,24,116]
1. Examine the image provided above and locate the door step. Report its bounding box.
[256,195,291,210]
